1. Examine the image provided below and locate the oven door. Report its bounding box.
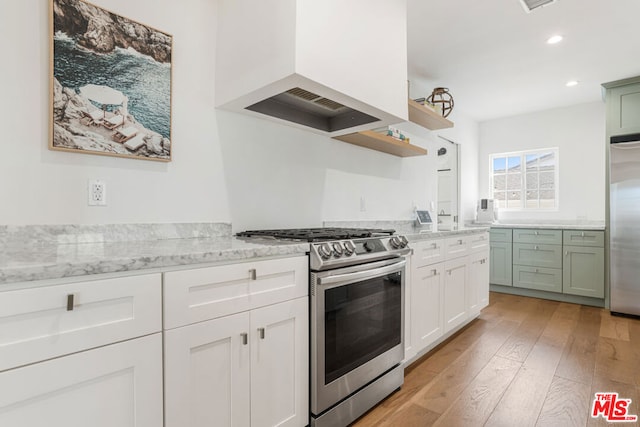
[311,257,405,415]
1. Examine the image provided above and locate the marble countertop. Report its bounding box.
[0,224,309,286]
[487,222,606,230]
[0,222,490,286]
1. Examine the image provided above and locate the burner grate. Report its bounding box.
[235,227,395,242]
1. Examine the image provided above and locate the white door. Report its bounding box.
[443,256,468,333]
[0,334,163,427]
[164,312,251,427]
[251,297,309,427]
[411,262,443,353]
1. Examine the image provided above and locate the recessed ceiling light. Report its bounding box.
[566,80,579,87]
[547,35,563,44]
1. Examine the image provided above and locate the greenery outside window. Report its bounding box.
[490,148,559,210]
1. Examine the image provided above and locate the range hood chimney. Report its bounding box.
[216,0,408,136]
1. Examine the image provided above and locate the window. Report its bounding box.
[490,148,558,210]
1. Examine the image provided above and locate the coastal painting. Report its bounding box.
[50,0,172,161]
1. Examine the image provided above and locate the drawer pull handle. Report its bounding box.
[581,231,585,237]
[458,239,463,245]
[249,269,257,280]
[565,251,568,256]
[241,333,248,345]
[258,327,265,339]
[432,269,437,275]
[535,268,539,273]
[535,231,539,236]
[432,243,438,249]
[66,294,74,311]
[534,245,539,250]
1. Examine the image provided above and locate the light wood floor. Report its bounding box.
[353,292,640,427]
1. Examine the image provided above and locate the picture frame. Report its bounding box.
[50,0,173,162]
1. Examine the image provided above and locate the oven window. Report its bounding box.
[324,271,402,385]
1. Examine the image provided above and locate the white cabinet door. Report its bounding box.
[0,333,163,427]
[443,256,468,333]
[164,312,251,427]
[411,262,443,353]
[468,250,490,317]
[251,297,309,427]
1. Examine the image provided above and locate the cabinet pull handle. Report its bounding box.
[565,251,568,256]
[535,268,539,273]
[581,231,585,237]
[66,294,74,311]
[241,333,248,345]
[249,269,257,280]
[258,328,265,339]
[534,245,539,250]
[535,231,539,236]
[432,269,437,275]
[432,243,438,249]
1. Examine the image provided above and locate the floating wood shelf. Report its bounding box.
[407,98,454,130]
[333,130,428,157]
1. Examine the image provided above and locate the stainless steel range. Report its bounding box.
[237,228,410,427]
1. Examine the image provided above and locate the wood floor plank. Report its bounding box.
[411,319,520,414]
[432,355,521,427]
[555,305,600,385]
[600,311,630,341]
[486,300,579,427]
[594,336,640,386]
[495,298,559,362]
[536,376,592,427]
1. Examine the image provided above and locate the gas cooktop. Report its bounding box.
[235,227,396,242]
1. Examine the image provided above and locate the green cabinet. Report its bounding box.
[604,79,640,136]
[489,228,512,286]
[562,231,605,298]
[491,227,605,302]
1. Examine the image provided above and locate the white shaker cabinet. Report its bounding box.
[0,273,163,427]
[0,333,162,427]
[163,256,309,427]
[410,261,444,352]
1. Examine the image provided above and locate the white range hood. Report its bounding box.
[215,0,408,136]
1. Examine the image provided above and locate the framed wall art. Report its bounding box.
[50,0,173,161]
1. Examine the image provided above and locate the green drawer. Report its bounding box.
[490,228,512,243]
[513,266,562,293]
[513,229,562,245]
[513,243,562,268]
[563,230,604,247]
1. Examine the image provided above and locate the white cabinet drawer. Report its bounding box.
[411,239,445,268]
[444,236,469,259]
[164,256,308,329]
[468,232,490,252]
[0,273,162,372]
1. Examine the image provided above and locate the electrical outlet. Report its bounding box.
[88,180,107,206]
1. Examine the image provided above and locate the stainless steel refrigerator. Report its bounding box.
[610,135,640,316]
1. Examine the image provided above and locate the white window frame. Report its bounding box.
[489,147,559,211]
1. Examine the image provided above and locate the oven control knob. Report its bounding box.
[343,240,356,256]
[399,235,408,248]
[318,243,333,259]
[332,242,344,257]
[363,241,374,252]
[389,236,401,249]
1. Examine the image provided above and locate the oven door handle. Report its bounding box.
[318,259,406,287]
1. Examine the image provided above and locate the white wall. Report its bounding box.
[478,102,606,222]
[1,0,230,225]
[0,0,479,230]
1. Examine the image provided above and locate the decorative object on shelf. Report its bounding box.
[427,87,454,118]
[385,126,410,143]
[50,0,173,162]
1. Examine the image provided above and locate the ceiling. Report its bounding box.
[407,0,640,122]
